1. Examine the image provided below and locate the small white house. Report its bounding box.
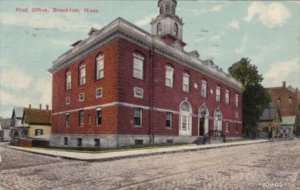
[0,118,12,142]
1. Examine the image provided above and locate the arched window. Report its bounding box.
[225,89,230,104]
[173,23,178,36]
[216,85,221,102]
[182,72,190,92]
[165,64,174,87]
[65,71,72,90]
[179,101,192,136]
[172,4,176,14]
[214,109,222,136]
[201,79,207,97]
[160,6,163,14]
[79,63,86,86]
[133,52,145,80]
[96,54,104,80]
[165,4,171,14]
[157,22,162,35]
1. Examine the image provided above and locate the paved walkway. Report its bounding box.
[6,139,269,161]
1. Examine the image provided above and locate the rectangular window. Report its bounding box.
[35,129,43,136]
[79,110,84,126]
[201,80,207,97]
[225,89,230,104]
[65,113,70,127]
[133,53,144,79]
[96,54,104,80]
[134,108,142,126]
[95,88,103,99]
[66,72,72,90]
[235,94,239,108]
[289,97,292,104]
[95,138,100,148]
[182,73,190,92]
[165,66,174,87]
[64,137,68,146]
[166,112,173,128]
[135,139,143,145]
[225,122,229,133]
[96,109,102,126]
[216,86,221,102]
[88,114,91,124]
[181,115,187,130]
[134,87,144,98]
[65,97,70,105]
[79,65,86,85]
[77,138,82,147]
[79,93,85,102]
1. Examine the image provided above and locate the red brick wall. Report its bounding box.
[52,40,120,134]
[268,87,298,116]
[51,38,243,138]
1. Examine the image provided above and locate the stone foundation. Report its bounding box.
[50,134,199,148]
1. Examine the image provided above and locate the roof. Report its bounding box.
[281,116,296,125]
[49,17,242,91]
[259,108,281,121]
[12,107,24,119]
[23,108,52,125]
[0,118,12,129]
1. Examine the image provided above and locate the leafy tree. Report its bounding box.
[229,58,270,138]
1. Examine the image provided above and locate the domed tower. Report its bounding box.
[151,0,186,50]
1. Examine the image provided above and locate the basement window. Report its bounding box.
[135,139,143,145]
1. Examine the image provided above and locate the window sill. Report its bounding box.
[134,125,142,128]
[165,85,174,89]
[133,77,144,80]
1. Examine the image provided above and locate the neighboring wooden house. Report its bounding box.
[22,108,52,140]
[10,105,52,146]
[279,116,296,138]
[11,107,24,128]
[0,118,12,142]
[258,108,281,138]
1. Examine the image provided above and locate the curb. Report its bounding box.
[5,140,274,162]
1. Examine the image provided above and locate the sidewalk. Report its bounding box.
[7,140,269,161]
[7,139,269,161]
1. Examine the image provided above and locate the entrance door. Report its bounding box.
[199,117,204,136]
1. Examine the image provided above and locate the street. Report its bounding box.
[0,140,299,190]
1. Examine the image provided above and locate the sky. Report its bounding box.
[0,0,299,118]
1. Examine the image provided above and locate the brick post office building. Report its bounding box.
[49,0,243,148]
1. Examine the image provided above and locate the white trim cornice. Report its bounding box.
[49,17,242,90]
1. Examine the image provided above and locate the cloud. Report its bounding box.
[244,2,291,28]
[0,67,32,90]
[33,77,52,106]
[228,20,240,30]
[211,5,222,12]
[263,57,300,87]
[134,14,156,27]
[0,90,15,104]
[0,90,32,107]
[0,12,102,32]
[235,36,248,54]
[179,5,222,16]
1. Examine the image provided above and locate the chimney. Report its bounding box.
[29,104,31,109]
[282,81,286,88]
[46,105,49,110]
[39,104,42,110]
